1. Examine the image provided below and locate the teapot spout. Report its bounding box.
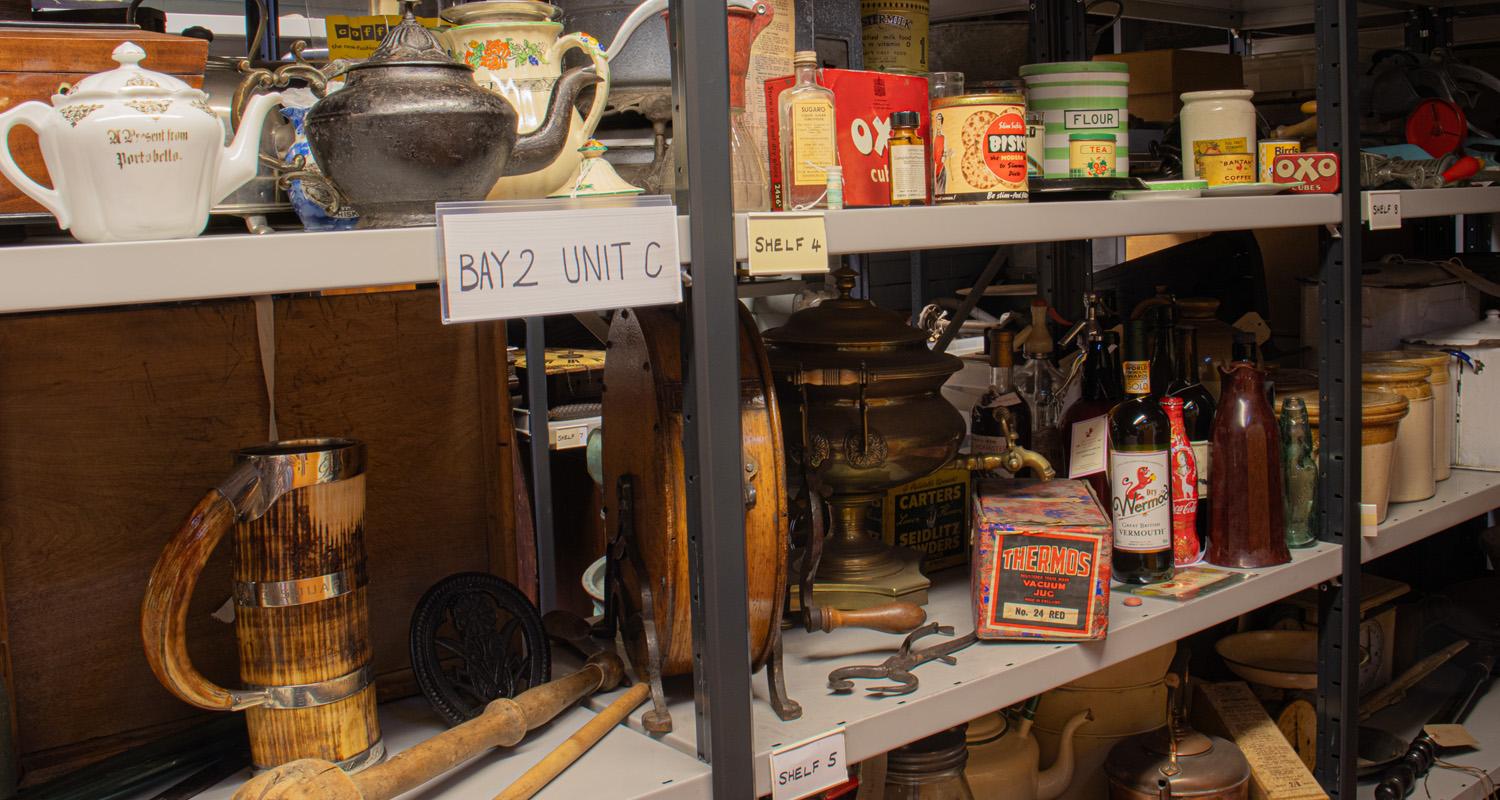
[215,91,282,204]
[504,68,601,177]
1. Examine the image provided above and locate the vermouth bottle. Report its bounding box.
[1168,325,1216,552]
[1109,320,1174,585]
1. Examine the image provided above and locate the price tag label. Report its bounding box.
[1365,191,1402,231]
[769,728,847,800]
[1360,502,1379,538]
[436,197,681,324]
[1068,416,1108,479]
[1426,723,1480,749]
[745,212,830,276]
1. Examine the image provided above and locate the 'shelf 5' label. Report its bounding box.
[1110,449,1171,551]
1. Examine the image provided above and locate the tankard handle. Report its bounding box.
[549,32,613,142]
[141,463,271,712]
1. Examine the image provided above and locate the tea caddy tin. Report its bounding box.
[931,93,1027,204]
[1068,132,1116,178]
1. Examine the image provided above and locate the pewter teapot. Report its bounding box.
[288,1,598,228]
[0,43,281,243]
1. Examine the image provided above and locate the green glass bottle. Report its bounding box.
[1109,320,1174,584]
[1280,396,1318,548]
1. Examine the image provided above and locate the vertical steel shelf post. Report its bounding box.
[524,317,556,611]
[670,0,756,795]
[1314,0,1363,794]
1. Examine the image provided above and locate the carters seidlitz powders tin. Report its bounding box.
[931,93,1027,204]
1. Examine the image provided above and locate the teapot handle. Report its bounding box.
[0,102,69,228]
[274,154,350,216]
[550,33,612,141]
[141,462,272,712]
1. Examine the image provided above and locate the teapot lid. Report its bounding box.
[56,42,200,103]
[355,1,466,71]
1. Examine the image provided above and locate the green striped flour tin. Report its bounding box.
[1018,61,1130,179]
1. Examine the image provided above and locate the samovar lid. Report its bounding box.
[764,268,929,349]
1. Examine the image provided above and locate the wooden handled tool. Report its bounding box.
[493,683,651,800]
[231,652,627,800]
[805,602,927,634]
[1272,100,1318,141]
[1359,640,1469,721]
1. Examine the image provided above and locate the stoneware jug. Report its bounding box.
[441,0,614,199]
[1208,362,1290,569]
[141,438,382,774]
[967,708,1091,800]
[0,42,280,243]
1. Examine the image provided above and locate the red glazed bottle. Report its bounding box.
[1160,397,1200,566]
[1208,362,1290,568]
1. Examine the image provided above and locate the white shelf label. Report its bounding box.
[436,198,682,324]
[1361,502,1378,538]
[745,212,830,276]
[769,728,847,800]
[1365,191,1402,231]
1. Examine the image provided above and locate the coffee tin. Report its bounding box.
[1199,152,1255,186]
[1257,138,1301,182]
[931,93,1027,204]
[860,0,929,74]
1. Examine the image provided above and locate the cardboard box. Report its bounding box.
[972,479,1110,641]
[1193,681,1330,800]
[1093,50,1245,122]
[766,68,931,208]
[873,464,970,572]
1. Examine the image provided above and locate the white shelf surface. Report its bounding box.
[1364,468,1500,562]
[1365,187,1500,222]
[591,543,1342,797]
[1,195,1340,315]
[180,698,709,800]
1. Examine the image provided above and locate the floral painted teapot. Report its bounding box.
[0,43,281,243]
[440,0,613,199]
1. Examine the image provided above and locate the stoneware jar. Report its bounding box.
[0,42,281,242]
[1363,363,1435,503]
[1178,89,1256,181]
[1406,310,1500,471]
[1274,390,1409,524]
[1367,349,1454,482]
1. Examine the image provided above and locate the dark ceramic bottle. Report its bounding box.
[1208,361,1290,568]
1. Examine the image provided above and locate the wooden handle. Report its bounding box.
[1273,115,1318,141]
[350,655,625,800]
[810,602,927,634]
[1358,640,1469,721]
[140,488,244,711]
[493,683,651,800]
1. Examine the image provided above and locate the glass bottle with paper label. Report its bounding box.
[779,50,840,210]
[888,110,927,206]
[1063,329,1121,502]
[1109,319,1174,585]
[972,329,1031,470]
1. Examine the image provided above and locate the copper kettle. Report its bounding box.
[1104,660,1250,800]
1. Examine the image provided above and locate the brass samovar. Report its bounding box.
[765,268,1051,609]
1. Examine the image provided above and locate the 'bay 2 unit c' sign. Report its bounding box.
[436,197,683,324]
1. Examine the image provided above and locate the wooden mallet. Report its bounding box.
[232,652,627,800]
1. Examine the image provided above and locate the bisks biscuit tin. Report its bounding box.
[931,93,1027,204]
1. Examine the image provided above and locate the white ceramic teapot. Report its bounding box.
[0,42,281,243]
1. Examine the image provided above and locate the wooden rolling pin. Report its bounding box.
[1271,100,1318,141]
[231,652,627,800]
[493,683,651,800]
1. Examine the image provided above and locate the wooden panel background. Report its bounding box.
[0,288,516,781]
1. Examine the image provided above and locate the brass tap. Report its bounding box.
[957,415,1056,480]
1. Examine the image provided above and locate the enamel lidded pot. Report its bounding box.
[0,42,281,243]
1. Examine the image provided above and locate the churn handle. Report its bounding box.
[141,466,270,712]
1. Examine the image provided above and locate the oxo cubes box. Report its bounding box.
[765,68,931,208]
[972,479,1111,641]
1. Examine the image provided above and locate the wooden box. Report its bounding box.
[0,29,208,215]
[1093,50,1245,123]
[0,289,523,784]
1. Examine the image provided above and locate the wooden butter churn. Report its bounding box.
[141,438,382,773]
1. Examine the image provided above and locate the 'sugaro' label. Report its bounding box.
[1109,448,1171,552]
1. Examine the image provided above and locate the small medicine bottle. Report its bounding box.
[888,110,926,206]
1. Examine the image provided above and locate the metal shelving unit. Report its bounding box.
[4,0,1500,797]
